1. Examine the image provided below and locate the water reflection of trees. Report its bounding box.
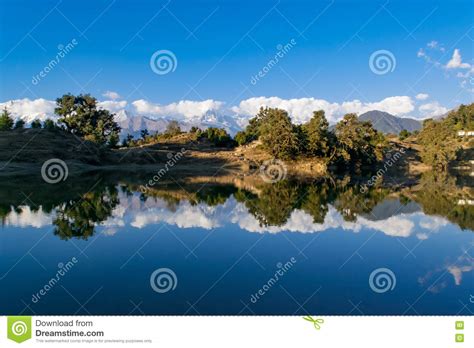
[413,172,474,231]
[53,186,119,240]
[234,178,389,226]
[1,171,472,238]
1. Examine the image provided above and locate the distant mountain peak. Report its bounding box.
[358,110,421,134]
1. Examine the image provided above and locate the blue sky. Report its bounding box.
[0,0,473,122]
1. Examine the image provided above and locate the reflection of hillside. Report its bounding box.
[411,172,474,231]
[360,198,421,221]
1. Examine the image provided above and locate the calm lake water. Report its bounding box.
[0,172,472,315]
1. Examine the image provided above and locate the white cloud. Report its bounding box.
[418,43,473,90]
[447,260,473,286]
[0,98,56,123]
[102,91,121,100]
[427,40,445,52]
[131,99,225,119]
[4,206,53,228]
[446,49,471,69]
[98,100,127,113]
[427,40,438,49]
[0,94,443,126]
[232,96,415,124]
[415,93,429,100]
[419,102,449,118]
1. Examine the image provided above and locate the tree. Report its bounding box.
[303,110,330,157]
[399,129,411,140]
[0,106,14,130]
[416,105,474,169]
[198,127,235,147]
[122,134,134,147]
[334,113,386,165]
[31,119,42,129]
[13,119,25,129]
[258,108,299,159]
[43,119,56,130]
[165,120,181,135]
[234,130,249,146]
[140,129,149,140]
[55,94,121,147]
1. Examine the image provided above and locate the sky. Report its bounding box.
[0,0,473,124]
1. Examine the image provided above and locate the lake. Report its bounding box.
[0,171,472,315]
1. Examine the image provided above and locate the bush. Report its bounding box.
[14,119,25,129]
[43,119,56,130]
[399,129,411,140]
[198,127,235,147]
[31,119,42,129]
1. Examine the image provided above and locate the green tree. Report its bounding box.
[198,127,234,147]
[0,107,14,130]
[303,110,330,157]
[55,94,121,147]
[399,129,411,140]
[416,104,474,168]
[13,119,25,129]
[43,119,56,130]
[234,130,249,146]
[238,107,272,144]
[31,119,42,129]
[259,108,299,159]
[334,113,386,165]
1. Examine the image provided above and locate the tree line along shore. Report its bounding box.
[0,93,472,172]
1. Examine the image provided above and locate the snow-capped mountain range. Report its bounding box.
[0,96,452,137]
[0,99,249,136]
